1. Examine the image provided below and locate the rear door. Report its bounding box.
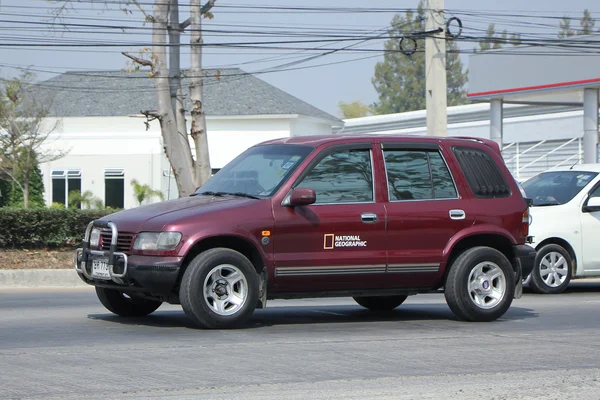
[382,143,474,287]
[272,144,388,293]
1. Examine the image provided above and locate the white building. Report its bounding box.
[38,69,342,209]
[338,103,592,181]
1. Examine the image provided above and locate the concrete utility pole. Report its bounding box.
[425,0,447,136]
[583,88,599,163]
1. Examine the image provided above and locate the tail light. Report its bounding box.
[522,208,531,236]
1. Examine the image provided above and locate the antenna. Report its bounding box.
[569,158,582,170]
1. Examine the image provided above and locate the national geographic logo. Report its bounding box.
[324,234,367,249]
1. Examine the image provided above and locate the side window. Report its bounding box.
[383,150,457,201]
[429,152,458,199]
[296,148,373,204]
[452,146,511,198]
[589,185,600,199]
[384,151,432,200]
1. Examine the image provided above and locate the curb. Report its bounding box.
[0,269,88,289]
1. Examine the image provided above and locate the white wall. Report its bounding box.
[341,106,586,144]
[290,115,334,137]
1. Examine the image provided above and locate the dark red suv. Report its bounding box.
[75,135,535,328]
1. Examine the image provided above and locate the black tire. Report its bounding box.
[353,295,408,311]
[179,248,259,329]
[444,246,515,322]
[529,244,572,294]
[95,287,162,317]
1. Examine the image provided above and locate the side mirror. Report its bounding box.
[287,188,316,207]
[583,196,600,213]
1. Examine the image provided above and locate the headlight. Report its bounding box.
[133,232,182,251]
[90,228,101,248]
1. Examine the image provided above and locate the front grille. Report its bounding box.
[100,230,134,253]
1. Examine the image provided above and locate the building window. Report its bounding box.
[105,169,124,209]
[52,170,81,208]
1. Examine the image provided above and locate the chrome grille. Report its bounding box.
[100,230,134,253]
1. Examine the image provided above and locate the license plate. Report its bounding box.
[92,259,111,280]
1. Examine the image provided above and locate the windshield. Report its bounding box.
[522,171,598,206]
[194,144,314,198]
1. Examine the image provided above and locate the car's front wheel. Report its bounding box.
[179,248,260,329]
[529,244,572,294]
[444,247,515,322]
[96,287,162,317]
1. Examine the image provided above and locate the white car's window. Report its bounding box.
[589,185,600,199]
[522,171,598,206]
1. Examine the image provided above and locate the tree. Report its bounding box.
[54,0,215,198]
[580,9,595,35]
[372,2,468,114]
[131,179,165,206]
[478,24,504,51]
[477,24,521,52]
[5,153,45,208]
[558,16,576,38]
[68,190,104,209]
[338,101,373,119]
[0,72,64,208]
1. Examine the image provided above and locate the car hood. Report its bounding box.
[98,195,261,233]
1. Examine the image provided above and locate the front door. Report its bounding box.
[580,183,600,275]
[382,145,474,287]
[272,144,387,293]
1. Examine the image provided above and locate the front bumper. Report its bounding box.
[513,244,536,278]
[74,221,183,295]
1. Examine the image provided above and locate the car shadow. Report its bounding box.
[523,280,600,294]
[87,302,538,330]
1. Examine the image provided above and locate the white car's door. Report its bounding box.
[580,184,600,276]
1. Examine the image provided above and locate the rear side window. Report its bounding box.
[383,150,458,201]
[452,146,511,198]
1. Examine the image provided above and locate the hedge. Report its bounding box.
[0,208,116,248]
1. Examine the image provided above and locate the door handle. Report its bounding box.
[449,209,466,220]
[361,213,378,224]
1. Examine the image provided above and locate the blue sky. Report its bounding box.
[0,0,598,117]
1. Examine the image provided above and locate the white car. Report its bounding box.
[521,164,600,294]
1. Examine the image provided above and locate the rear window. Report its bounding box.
[452,146,511,198]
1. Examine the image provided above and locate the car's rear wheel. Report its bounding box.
[179,248,259,329]
[529,244,572,294]
[444,247,515,322]
[353,295,408,311]
[96,287,162,317]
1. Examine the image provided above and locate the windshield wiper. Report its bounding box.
[220,192,261,200]
[534,202,561,207]
[192,191,224,197]
[192,191,260,200]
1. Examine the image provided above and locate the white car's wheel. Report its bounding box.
[529,244,572,294]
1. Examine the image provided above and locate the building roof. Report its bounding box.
[37,68,342,124]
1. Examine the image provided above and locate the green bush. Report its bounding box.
[0,208,116,248]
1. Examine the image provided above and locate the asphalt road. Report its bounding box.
[2,283,600,400]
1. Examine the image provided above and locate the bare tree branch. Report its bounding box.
[122,52,153,67]
[180,0,216,29]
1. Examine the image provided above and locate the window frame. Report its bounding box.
[104,168,125,209]
[380,143,459,203]
[51,169,82,208]
[290,143,376,206]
